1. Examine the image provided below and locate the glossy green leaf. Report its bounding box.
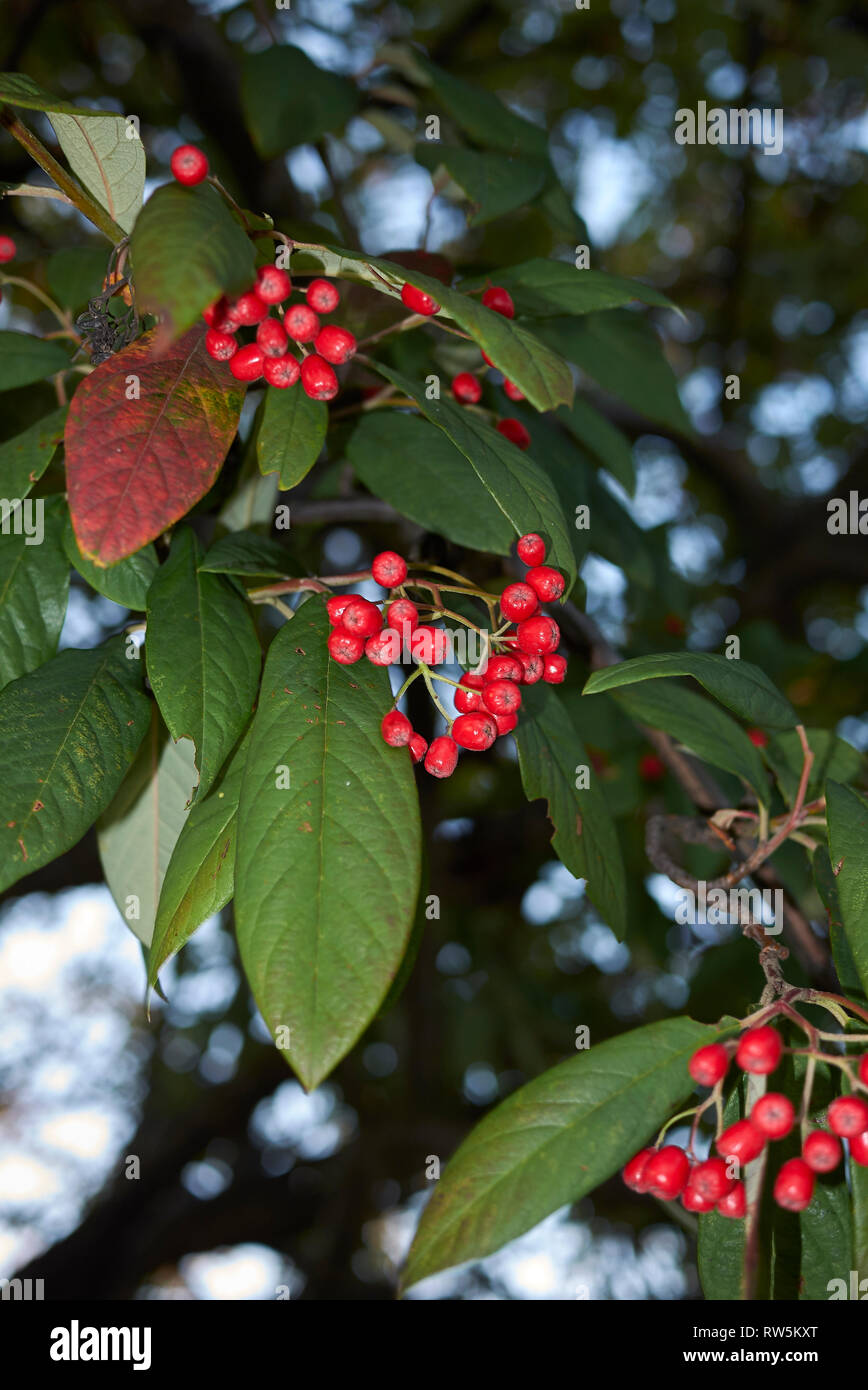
[826,781,868,998]
[97,712,197,947]
[130,182,255,339]
[558,395,635,496]
[0,332,71,391]
[403,1014,738,1289]
[415,56,549,160]
[199,530,297,578]
[50,113,145,234]
[462,258,679,317]
[584,652,798,729]
[63,517,157,610]
[369,361,576,590]
[415,144,548,225]
[0,635,150,892]
[0,407,67,502]
[150,728,250,984]
[611,679,769,805]
[766,728,864,807]
[799,1177,852,1300]
[852,1164,868,1287]
[0,72,115,115]
[241,47,359,158]
[0,495,68,690]
[146,528,261,800]
[235,600,422,1091]
[812,844,862,998]
[258,383,327,489]
[514,685,627,937]
[346,411,515,555]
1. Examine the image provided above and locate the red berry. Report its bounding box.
[664,613,685,637]
[517,652,544,684]
[688,1157,735,1202]
[827,1094,868,1138]
[639,754,666,782]
[736,1026,783,1075]
[622,1148,654,1193]
[859,1054,868,1087]
[263,354,301,389]
[256,317,289,357]
[365,629,400,666]
[500,582,539,623]
[409,733,428,765]
[482,285,515,318]
[327,629,365,664]
[381,710,412,747]
[643,1145,690,1200]
[340,596,382,639]
[401,282,439,315]
[411,625,449,665]
[851,1131,868,1166]
[285,304,320,341]
[517,533,546,566]
[229,344,266,382]
[326,595,353,626]
[256,265,292,304]
[542,654,567,685]
[688,1042,729,1088]
[715,1119,766,1166]
[495,712,518,736]
[773,1157,814,1212]
[452,712,497,751]
[203,296,227,326]
[747,728,768,748]
[315,325,356,365]
[455,673,485,714]
[300,354,338,401]
[232,291,269,326]
[205,329,237,362]
[682,1182,715,1213]
[802,1130,842,1173]
[306,278,340,313]
[503,379,524,402]
[716,1181,746,1219]
[483,655,523,684]
[386,598,418,633]
[516,615,560,655]
[526,565,566,603]
[170,143,208,185]
[497,418,530,450]
[482,679,522,717]
[452,372,482,404]
[425,735,458,778]
[0,235,17,263]
[750,1092,795,1140]
[481,350,496,368]
[371,550,408,588]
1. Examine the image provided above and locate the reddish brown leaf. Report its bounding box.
[66,327,244,565]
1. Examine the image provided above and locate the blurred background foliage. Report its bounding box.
[0,0,866,1300]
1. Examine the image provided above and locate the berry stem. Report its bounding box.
[418,664,452,725]
[393,665,424,704]
[356,313,427,348]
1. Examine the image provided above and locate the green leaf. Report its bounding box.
[0,407,67,502]
[415,144,548,225]
[583,652,798,729]
[826,781,868,998]
[558,395,635,496]
[150,727,250,984]
[461,258,679,317]
[130,182,255,339]
[63,517,157,610]
[235,600,421,1090]
[199,530,297,578]
[240,47,359,159]
[612,679,769,806]
[257,383,327,489]
[369,360,576,591]
[535,310,692,435]
[402,1014,738,1289]
[415,56,549,160]
[799,1177,852,1300]
[0,495,68,690]
[46,247,108,312]
[0,72,116,116]
[346,411,515,555]
[853,1163,868,1286]
[698,1077,770,1300]
[0,331,70,391]
[0,635,150,892]
[514,685,627,938]
[812,844,862,997]
[96,712,197,947]
[291,242,574,412]
[146,528,261,800]
[49,113,145,235]
[765,728,864,807]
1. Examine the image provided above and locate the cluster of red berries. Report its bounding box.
[324,533,568,778]
[623,1027,868,1217]
[399,279,530,451]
